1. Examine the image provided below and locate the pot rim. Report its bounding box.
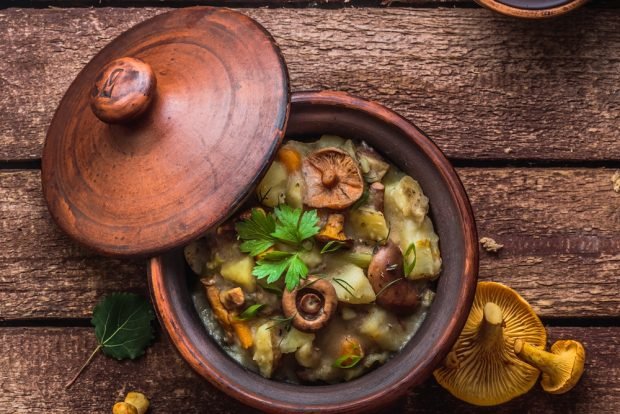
[474,0,589,18]
[148,90,479,413]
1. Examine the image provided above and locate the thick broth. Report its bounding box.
[186,135,442,384]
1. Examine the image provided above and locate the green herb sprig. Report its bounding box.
[320,240,346,254]
[236,205,320,291]
[403,242,417,276]
[333,354,363,369]
[235,303,266,321]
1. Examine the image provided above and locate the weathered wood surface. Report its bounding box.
[3,0,470,7]
[0,326,617,413]
[4,0,618,8]
[1,7,619,162]
[2,168,618,320]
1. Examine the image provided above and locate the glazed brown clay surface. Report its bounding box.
[149,91,478,413]
[41,7,289,258]
[90,57,157,124]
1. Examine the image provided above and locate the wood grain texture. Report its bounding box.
[4,0,617,7]
[3,0,470,7]
[1,168,618,320]
[0,326,617,413]
[1,7,619,162]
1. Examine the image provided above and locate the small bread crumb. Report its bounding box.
[612,171,620,193]
[480,237,504,253]
[504,147,513,154]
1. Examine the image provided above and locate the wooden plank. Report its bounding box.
[1,7,619,162]
[1,168,618,320]
[2,0,471,7]
[0,326,617,413]
[0,170,147,320]
[4,0,618,8]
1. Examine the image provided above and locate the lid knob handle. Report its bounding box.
[90,57,156,124]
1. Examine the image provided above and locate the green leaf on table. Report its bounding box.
[65,292,155,389]
[93,292,155,359]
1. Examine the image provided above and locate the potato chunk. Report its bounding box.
[329,263,376,304]
[280,327,315,354]
[359,307,407,351]
[348,208,389,242]
[396,217,441,280]
[385,175,429,225]
[285,171,304,209]
[256,161,287,207]
[253,322,280,378]
[220,256,256,292]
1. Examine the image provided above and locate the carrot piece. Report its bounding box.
[231,320,254,349]
[206,285,254,349]
[277,146,302,172]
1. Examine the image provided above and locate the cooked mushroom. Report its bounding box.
[514,339,585,394]
[316,213,352,245]
[282,276,338,332]
[367,182,385,212]
[302,147,364,209]
[367,241,419,315]
[219,287,245,310]
[356,143,390,183]
[433,281,547,406]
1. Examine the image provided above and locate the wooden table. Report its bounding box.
[1,0,619,412]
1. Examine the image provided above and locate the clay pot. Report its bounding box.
[149,91,478,413]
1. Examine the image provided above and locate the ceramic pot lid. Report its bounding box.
[42,7,290,258]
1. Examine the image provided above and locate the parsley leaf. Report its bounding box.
[253,252,309,289]
[284,254,309,291]
[271,205,320,245]
[237,206,320,291]
[65,293,155,388]
[236,209,277,255]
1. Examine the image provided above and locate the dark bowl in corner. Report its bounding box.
[475,0,589,18]
[148,91,479,413]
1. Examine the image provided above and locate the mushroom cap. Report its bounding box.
[282,276,338,332]
[433,281,547,406]
[367,241,419,314]
[302,147,364,209]
[541,340,586,394]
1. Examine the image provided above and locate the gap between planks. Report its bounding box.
[1,7,619,161]
[2,0,618,11]
[1,168,619,320]
[1,326,618,413]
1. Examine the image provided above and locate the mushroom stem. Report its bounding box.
[514,339,586,394]
[514,340,551,373]
[478,302,504,349]
[322,171,339,188]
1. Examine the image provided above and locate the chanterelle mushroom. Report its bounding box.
[282,276,338,332]
[302,147,364,209]
[316,213,351,245]
[433,281,547,406]
[367,241,419,315]
[514,339,585,394]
